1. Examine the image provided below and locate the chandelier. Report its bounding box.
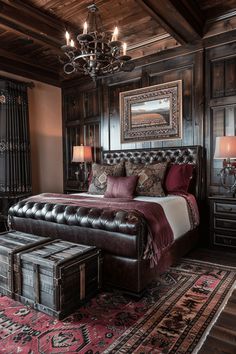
[61,4,134,81]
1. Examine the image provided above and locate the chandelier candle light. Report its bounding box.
[61,4,134,81]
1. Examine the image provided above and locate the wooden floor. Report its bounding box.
[186,248,236,354]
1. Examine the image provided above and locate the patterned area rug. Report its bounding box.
[0,259,235,354]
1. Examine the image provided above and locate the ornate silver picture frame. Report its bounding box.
[120,80,182,143]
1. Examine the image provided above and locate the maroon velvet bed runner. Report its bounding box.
[25,193,174,265]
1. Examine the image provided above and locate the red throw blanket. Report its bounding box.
[24,193,174,266]
[176,193,199,229]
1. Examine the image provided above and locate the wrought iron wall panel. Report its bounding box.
[0,79,31,194]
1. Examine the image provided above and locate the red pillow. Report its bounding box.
[164,164,194,193]
[104,175,138,198]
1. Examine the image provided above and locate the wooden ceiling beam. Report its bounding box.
[0,20,62,55]
[0,48,60,86]
[0,58,60,86]
[136,0,204,44]
[0,0,67,51]
[0,47,56,72]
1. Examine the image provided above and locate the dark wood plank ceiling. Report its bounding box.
[197,0,236,19]
[25,0,175,56]
[0,0,235,86]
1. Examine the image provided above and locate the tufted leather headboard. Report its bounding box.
[103,145,205,202]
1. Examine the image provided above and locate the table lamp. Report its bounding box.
[214,136,236,197]
[72,145,92,188]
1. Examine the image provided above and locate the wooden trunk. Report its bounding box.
[14,239,101,319]
[0,231,49,297]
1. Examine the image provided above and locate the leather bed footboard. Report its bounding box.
[8,202,199,294]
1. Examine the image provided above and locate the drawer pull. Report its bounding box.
[222,221,232,226]
[223,238,232,245]
[215,218,236,229]
[220,207,233,212]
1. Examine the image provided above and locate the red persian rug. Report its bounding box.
[0,259,235,354]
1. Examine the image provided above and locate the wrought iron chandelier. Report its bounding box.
[61,4,134,81]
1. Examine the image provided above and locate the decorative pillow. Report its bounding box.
[125,161,168,197]
[88,162,124,195]
[104,175,138,199]
[164,164,194,193]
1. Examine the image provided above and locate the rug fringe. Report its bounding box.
[179,257,236,271]
[192,279,236,354]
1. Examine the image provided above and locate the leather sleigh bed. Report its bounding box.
[8,145,205,296]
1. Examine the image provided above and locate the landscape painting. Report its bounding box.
[120,80,182,143]
[130,98,170,129]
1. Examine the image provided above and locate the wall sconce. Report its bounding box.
[214,136,236,197]
[72,145,92,188]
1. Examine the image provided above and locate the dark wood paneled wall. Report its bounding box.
[62,40,236,195]
[62,83,101,190]
[205,42,236,195]
[101,51,204,151]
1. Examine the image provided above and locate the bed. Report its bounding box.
[8,145,205,295]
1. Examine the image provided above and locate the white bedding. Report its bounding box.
[72,193,191,240]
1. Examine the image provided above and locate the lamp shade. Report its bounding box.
[72,145,92,162]
[214,136,236,159]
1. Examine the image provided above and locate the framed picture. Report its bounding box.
[120,80,182,143]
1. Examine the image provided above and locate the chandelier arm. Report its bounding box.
[74,53,96,60]
[100,62,122,75]
[63,63,76,75]
[65,51,76,61]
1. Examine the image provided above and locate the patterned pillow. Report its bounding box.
[125,161,168,197]
[88,162,124,195]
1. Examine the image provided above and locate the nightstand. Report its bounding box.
[209,196,236,250]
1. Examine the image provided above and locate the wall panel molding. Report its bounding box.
[205,43,236,195]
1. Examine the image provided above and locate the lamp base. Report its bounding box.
[220,190,236,198]
[219,166,236,197]
[74,163,90,191]
[75,164,84,189]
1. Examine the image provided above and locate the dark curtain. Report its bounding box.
[0,79,31,194]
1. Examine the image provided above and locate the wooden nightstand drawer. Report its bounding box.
[209,196,236,250]
[214,234,236,248]
[214,217,236,230]
[214,202,236,215]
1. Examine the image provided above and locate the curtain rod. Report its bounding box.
[0,75,35,88]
